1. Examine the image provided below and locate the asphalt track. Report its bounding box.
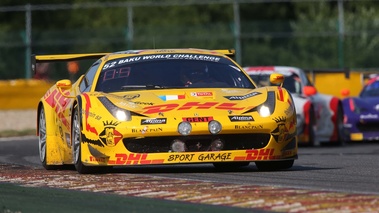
[1,136,379,212]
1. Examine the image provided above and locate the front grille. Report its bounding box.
[356,122,379,132]
[123,133,271,153]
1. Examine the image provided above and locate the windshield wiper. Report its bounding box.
[121,85,168,90]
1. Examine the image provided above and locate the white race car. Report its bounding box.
[244,66,344,146]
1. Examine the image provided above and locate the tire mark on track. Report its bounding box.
[1,164,379,213]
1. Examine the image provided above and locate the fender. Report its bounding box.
[37,101,64,165]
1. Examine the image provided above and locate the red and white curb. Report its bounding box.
[1,164,379,213]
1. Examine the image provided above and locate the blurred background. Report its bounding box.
[1,0,378,81]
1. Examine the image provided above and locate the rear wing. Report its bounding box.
[213,49,235,57]
[31,49,235,75]
[31,53,109,75]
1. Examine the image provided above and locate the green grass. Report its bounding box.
[0,182,253,213]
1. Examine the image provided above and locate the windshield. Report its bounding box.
[95,57,254,92]
[360,81,379,98]
[249,73,302,94]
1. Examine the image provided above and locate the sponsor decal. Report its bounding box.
[228,115,254,122]
[224,92,261,100]
[81,109,102,120]
[360,114,379,119]
[273,116,286,123]
[142,102,247,114]
[133,101,154,105]
[131,126,163,134]
[167,153,232,162]
[234,149,275,161]
[277,87,284,102]
[271,116,288,143]
[103,54,221,70]
[235,125,263,129]
[99,121,123,147]
[83,93,99,135]
[123,94,140,100]
[141,118,167,125]
[182,116,213,122]
[107,153,164,165]
[190,92,213,97]
[44,88,71,130]
[159,95,185,101]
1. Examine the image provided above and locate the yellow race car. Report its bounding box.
[34,48,297,174]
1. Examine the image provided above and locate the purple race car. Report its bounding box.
[341,75,379,141]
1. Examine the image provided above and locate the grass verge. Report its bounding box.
[0,182,253,213]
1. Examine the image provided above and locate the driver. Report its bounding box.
[181,63,212,87]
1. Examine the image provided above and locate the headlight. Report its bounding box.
[115,110,129,121]
[258,105,271,117]
[98,97,131,121]
[258,91,276,117]
[178,122,192,135]
[208,120,222,134]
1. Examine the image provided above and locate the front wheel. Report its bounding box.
[335,104,346,146]
[72,106,111,174]
[307,106,317,147]
[72,106,92,174]
[255,160,294,171]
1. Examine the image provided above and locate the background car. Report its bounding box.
[341,75,379,142]
[244,66,344,146]
[34,49,297,174]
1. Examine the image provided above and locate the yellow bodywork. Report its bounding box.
[36,48,297,168]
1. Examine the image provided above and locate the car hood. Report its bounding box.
[97,88,269,117]
[352,96,379,111]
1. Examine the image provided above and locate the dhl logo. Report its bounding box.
[107,153,165,165]
[234,149,275,161]
[142,102,252,114]
[44,89,71,129]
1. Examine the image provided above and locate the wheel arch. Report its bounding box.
[37,101,56,136]
[70,96,82,143]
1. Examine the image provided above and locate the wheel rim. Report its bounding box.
[72,110,81,164]
[38,109,47,163]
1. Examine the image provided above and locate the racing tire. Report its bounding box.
[213,162,250,170]
[307,106,317,147]
[72,106,93,174]
[335,104,346,146]
[255,160,294,171]
[38,107,61,170]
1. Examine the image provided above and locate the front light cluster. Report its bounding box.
[98,97,131,121]
[178,122,192,135]
[177,120,223,136]
[258,91,276,117]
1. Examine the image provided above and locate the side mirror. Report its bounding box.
[269,73,284,85]
[56,79,72,90]
[56,79,74,98]
[341,88,350,97]
[303,85,317,96]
